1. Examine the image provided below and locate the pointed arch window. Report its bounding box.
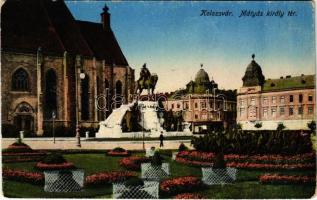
[12,68,29,91]
[81,75,90,120]
[44,69,57,119]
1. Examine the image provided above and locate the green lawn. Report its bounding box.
[2,153,316,198]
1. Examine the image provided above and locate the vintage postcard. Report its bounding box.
[1,0,316,199]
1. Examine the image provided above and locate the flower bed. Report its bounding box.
[226,162,315,170]
[2,168,44,185]
[107,150,130,157]
[36,162,75,170]
[259,174,316,185]
[3,156,44,163]
[3,142,33,153]
[176,151,315,164]
[175,157,212,167]
[85,171,136,186]
[119,156,150,171]
[160,176,203,196]
[174,193,206,199]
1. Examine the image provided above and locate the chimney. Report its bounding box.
[101,4,110,30]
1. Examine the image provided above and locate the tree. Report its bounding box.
[276,123,286,132]
[254,122,262,129]
[307,121,316,135]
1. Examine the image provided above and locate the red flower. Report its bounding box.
[2,168,44,185]
[119,156,150,171]
[174,193,206,199]
[107,150,130,157]
[160,176,202,195]
[85,171,136,186]
[36,162,75,170]
[259,173,316,185]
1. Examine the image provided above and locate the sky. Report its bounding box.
[66,1,315,93]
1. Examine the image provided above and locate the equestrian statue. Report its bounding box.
[134,63,158,95]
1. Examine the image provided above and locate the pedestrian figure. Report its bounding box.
[159,132,164,147]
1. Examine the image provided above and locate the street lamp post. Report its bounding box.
[75,55,86,147]
[52,111,56,144]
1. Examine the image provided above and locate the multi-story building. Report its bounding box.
[164,66,237,133]
[1,0,135,136]
[237,55,315,130]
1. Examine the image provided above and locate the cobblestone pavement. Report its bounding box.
[1,138,192,150]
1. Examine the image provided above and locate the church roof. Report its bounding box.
[242,56,265,87]
[195,68,210,84]
[76,20,128,65]
[1,0,128,65]
[263,74,315,92]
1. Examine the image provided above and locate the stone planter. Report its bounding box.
[44,169,84,192]
[201,167,237,185]
[113,181,159,199]
[141,163,170,180]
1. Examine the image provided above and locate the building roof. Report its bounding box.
[76,20,128,65]
[195,68,210,84]
[263,74,315,92]
[242,55,265,87]
[1,0,128,65]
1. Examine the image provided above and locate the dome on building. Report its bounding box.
[195,68,210,84]
[242,54,265,87]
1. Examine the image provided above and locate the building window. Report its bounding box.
[290,95,293,103]
[195,103,198,109]
[240,99,244,106]
[280,96,285,104]
[250,97,256,106]
[200,101,206,109]
[240,108,245,116]
[12,68,29,91]
[271,107,276,117]
[44,69,57,119]
[171,104,174,109]
[272,96,276,104]
[263,97,268,105]
[185,103,189,110]
[263,108,268,118]
[280,107,285,115]
[289,107,294,116]
[298,106,303,115]
[81,75,90,120]
[299,94,303,103]
[177,104,180,109]
[308,95,313,102]
[195,114,198,119]
[308,106,314,114]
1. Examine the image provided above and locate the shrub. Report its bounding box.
[212,151,226,169]
[191,130,313,154]
[42,153,66,164]
[151,152,163,166]
[254,122,262,129]
[276,123,286,132]
[178,143,188,152]
[307,121,316,134]
[113,147,126,152]
[124,177,144,187]
[3,140,33,153]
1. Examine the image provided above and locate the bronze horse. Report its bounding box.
[134,74,158,95]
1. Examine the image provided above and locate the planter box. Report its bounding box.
[113,181,159,199]
[141,163,170,180]
[201,167,237,185]
[44,170,84,192]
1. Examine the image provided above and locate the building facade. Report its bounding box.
[1,0,135,136]
[164,66,237,133]
[237,55,315,130]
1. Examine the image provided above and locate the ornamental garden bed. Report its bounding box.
[119,156,150,171]
[85,171,136,187]
[173,193,206,199]
[107,147,130,157]
[36,153,76,170]
[3,168,44,185]
[259,174,316,185]
[160,176,204,196]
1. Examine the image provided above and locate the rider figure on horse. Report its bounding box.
[139,63,151,87]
